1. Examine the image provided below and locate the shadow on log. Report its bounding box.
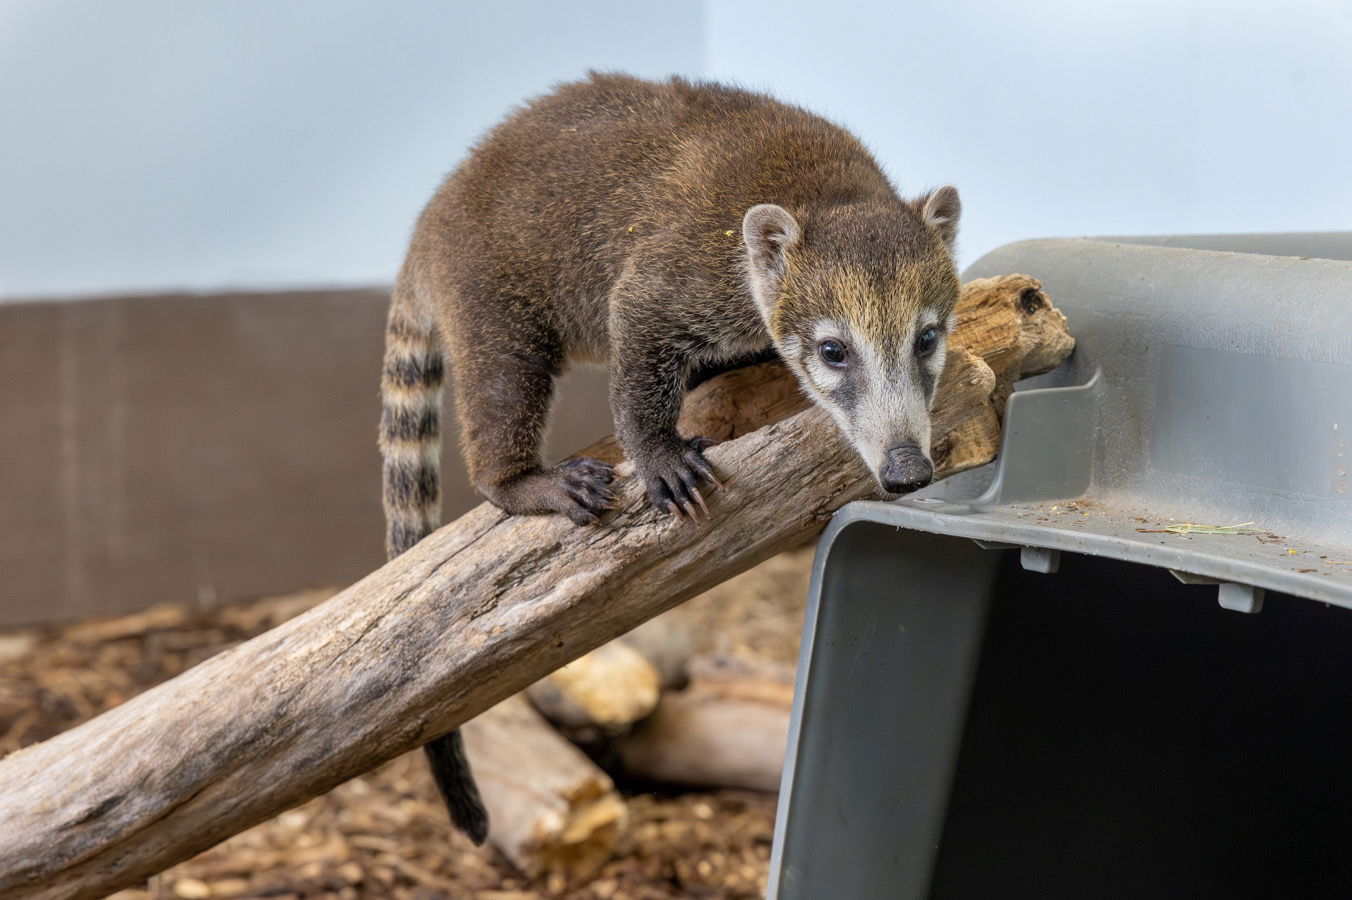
[0,274,1072,899]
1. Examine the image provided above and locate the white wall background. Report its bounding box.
[0,0,705,298]
[706,0,1352,273]
[2,0,1349,298]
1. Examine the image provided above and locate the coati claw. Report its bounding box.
[549,457,617,524]
[643,436,720,521]
[685,438,724,489]
[564,482,609,508]
[566,457,616,483]
[677,470,709,515]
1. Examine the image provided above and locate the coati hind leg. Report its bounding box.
[447,307,615,526]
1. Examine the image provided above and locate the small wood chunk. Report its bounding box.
[525,642,661,731]
[686,654,797,708]
[617,688,790,793]
[462,696,628,884]
[615,653,797,792]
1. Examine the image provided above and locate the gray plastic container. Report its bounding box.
[768,234,1352,899]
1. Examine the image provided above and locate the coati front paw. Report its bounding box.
[639,436,723,521]
[487,457,615,526]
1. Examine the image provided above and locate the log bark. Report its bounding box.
[0,274,1071,900]
[460,696,627,884]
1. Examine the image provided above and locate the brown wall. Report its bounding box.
[0,290,614,626]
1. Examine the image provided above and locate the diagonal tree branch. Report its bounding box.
[0,275,1072,900]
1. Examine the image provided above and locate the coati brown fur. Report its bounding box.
[380,72,962,843]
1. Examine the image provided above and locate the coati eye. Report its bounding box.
[914,327,939,357]
[818,340,849,367]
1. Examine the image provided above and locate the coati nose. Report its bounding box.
[879,441,933,494]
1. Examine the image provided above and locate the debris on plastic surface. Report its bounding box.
[1135,521,1261,535]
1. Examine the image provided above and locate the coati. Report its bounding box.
[380,73,962,843]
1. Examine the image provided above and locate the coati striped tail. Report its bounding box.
[379,295,490,845]
[424,729,489,844]
[380,306,446,558]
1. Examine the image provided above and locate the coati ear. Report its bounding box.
[742,203,801,319]
[917,184,961,253]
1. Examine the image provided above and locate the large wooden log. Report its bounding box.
[0,274,1071,900]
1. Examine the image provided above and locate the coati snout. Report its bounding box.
[880,442,934,494]
[379,73,961,844]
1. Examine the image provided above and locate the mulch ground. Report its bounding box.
[0,547,814,900]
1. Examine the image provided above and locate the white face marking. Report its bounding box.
[779,315,950,483]
[800,320,851,396]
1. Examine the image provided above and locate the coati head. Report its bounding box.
[742,186,961,494]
